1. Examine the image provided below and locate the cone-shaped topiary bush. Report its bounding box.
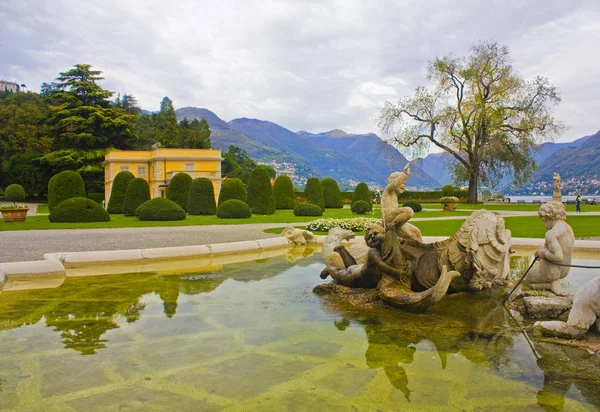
[321,178,343,208]
[167,172,193,211]
[293,203,323,216]
[48,171,86,212]
[246,167,275,215]
[351,200,371,214]
[187,178,216,215]
[136,198,186,221]
[49,197,110,222]
[4,184,26,202]
[216,199,252,218]
[123,178,151,216]
[351,182,372,212]
[218,178,246,205]
[305,177,324,211]
[273,175,296,209]
[107,171,135,213]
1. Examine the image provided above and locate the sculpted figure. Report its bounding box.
[534,276,600,339]
[381,165,422,242]
[524,201,574,296]
[281,226,317,245]
[552,172,562,201]
[322,227,368,269]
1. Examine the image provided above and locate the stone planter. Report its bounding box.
[1,208,29,222]
[442,202,457,211]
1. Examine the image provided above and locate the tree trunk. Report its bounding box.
[468,172,478,204]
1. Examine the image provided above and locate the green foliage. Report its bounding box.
[246,167,275,215]
[5,183,26,201]
[179,118,212,149]
[123,178,150,216]
[135,198,186,221]
[48,170,86,212]
[273,175,296,209]
[187,178,216,215]
[255,164,276,179]
[441,184,454,197]
[40,148,107,193]
[0,187,3,196]
[2,153,50,196]
[351,200,371,214]
[352,182,372,212]
[216,199,252,218]
[402,201,422,212]
[321,178,343,208]
[167,172,193,211]
[305,177,324,211]
[156,97,179,147]
[221,145,257,184]
[106,171,134,213]
[49,197,110,222]
[398,189,468,201]
[293,203,323,217]
[87,192,105,204]
[218,177,247,205]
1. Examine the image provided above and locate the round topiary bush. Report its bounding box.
[123,178,151,216]
[321,178,343,208]
[351,182,372,212]
[48,171,86,212]
[107,170,135,213]
[305,177,324,211]
[273,175,296,209]
[247,167,275,215]
[216,199,252,218]
[293,203,323,217]
[135,198,186,221]
[167,172,193,211]
[218,178,247,205]
[351,200,371,215]
[402,201,422,213]
[49,197,110,222]
[442,184,455,197]
[4,184,26,202]
[187,178,217,215]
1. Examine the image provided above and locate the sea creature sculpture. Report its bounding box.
[322,226,369,269]
[281,226,318,245]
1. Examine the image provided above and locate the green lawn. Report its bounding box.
[36,204,49,214]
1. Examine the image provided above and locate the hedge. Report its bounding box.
[274,175,296,209]
[123,178,151,216]
[305,177,324,211]
[136,198,186,221]
[87,192,105,205]
[247,167,275,214]
[167,172,193,211]
[49,197,110,222]
[187,178,216,215]
[218,178,247,205]
[351,200,371,214]
[0,187,4,196]
[293,203,323,216]
[48,171,86,212]
[107,171,135,213]
[321,178,343,208]
[216,199,252,218]
[4,184,26,202]
[402,201,422,213]
[351,182,371,209]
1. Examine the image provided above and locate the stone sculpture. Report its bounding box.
[381,164,423,242]
[534,276,600,339]
[281,226,317,245]
[322,227,368,269]
[552,172,562,202]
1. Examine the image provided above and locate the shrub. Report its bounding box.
[87,192,105,205]
[48,171,86,212]
[273,175,296,209]
[167,172,193,211]
[322,178,343,208]
[293,203,323,217]
[49,197,110,222]
[351,182,372,212]
[440,196,459,202]
[351,200,371,214]
[305,177,324,211]
[247,167,275,214]
[216,199,252,218]
[123,178,151,216]
[255,164,276,179]
[4,184,26,202]
[441,184,455,197]
[0,187,4,196]
[107,171,135,213]
[402,201,422,213]
[187,178,216,215]
[307,217,381,232]
[218,178,246,205]
[135,198,186,221]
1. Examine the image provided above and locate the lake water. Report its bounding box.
[505,195,598,203]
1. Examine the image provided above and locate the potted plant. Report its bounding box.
[0,204,29,222]
[440,196,459,211]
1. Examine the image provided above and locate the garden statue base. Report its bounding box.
[506,289,573,319]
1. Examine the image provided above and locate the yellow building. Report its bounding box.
[104,148,223,204]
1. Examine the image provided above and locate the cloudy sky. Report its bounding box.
[1,0,599,145]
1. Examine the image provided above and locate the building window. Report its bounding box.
[120,166,130,172]
[185,163,194,171]
[137,166,146,176]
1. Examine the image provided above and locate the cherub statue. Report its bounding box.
[524,201,574,296]
[381,164,422,241]
[552,172,562,202]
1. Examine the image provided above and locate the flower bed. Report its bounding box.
[306,217,382,232]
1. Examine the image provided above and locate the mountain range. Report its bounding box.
[175,106,598,192]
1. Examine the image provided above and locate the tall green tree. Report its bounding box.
[378,41,565,203]
[221,145,256,184]
[156,96,179,147]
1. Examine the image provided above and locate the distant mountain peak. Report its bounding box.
[321,129,349,137]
